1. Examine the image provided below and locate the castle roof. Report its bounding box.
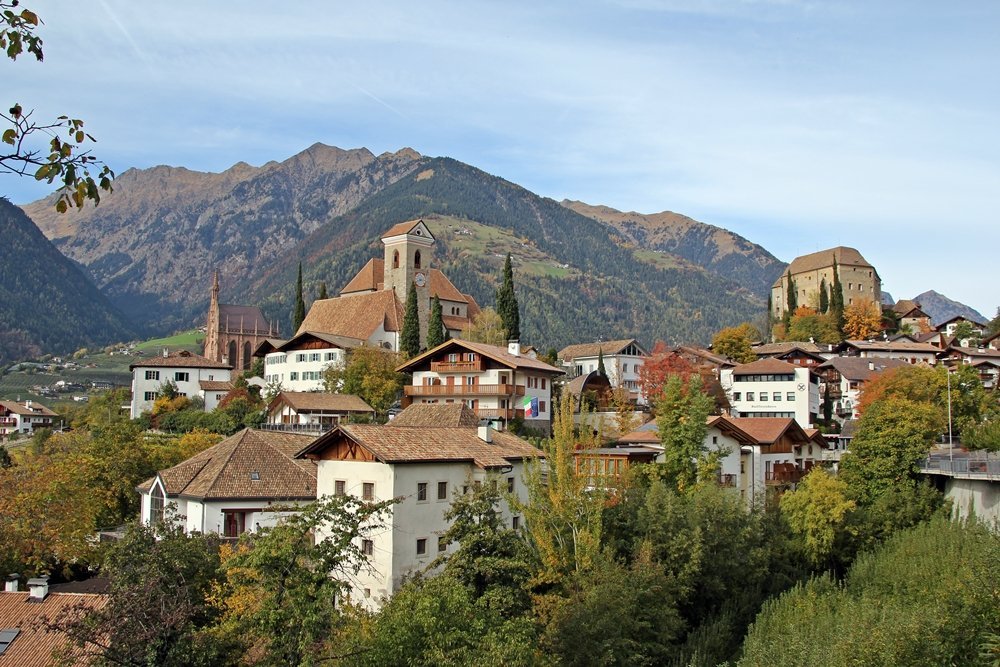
[773,246,876,288]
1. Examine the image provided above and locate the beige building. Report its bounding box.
[771,247,880,319]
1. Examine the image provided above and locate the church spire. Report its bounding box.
[204,270,222,361]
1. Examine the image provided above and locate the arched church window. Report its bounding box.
[393,250,399,269]
[414,250,422,269]
[228,341,237,367]
[150,485,164,524]
[243,342,252,370]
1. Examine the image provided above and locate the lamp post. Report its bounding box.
[946,369,953,464]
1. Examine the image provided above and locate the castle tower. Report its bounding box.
[382,220,434,347]
[204,270,221,361]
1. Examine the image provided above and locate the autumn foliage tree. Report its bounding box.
[638,341,695,402]
[712,323,759,363]
[842,300,882,340]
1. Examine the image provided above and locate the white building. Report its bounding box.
[258,332,362,392]
[199,380,234,412]
[0,399,58,436]
[129,350,233,419]
[720,358,820,429]
[836,339,940,366]
[816,357,909,421]
[295,403,542,610]
[558,339,647,401]
[265,392,375,433]
[136,429,317,537]
[397,339,564,433]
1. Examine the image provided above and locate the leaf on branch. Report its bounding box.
[1,128,14,144]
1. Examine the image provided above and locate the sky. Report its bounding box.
[4,1,999,317]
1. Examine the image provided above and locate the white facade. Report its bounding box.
[409,365,554,426]
[201,388,229,412]
[720,365,820,429]
[130,360,232,418]
[0,400,57,436]
[314,458,530,611]
[264,347,346,392]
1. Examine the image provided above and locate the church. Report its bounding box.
[203,271,280,371]
[297,220,480,351]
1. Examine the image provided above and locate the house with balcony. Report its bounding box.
[750,341,831,367]
[558,339,647,401]
[0,399,58,437]
[816,357,910,421]
[936,316,988,346]
[720,358,820,429]
[835,339,940,366]
[937,345,1000,390]
[129,350,232,419]
[265,392,375,433]
[396,339,564,432]
[294,403,542,610]
[136,429,317,539]
[257,331,364,392]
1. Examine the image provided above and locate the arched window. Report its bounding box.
[243,342,252,370]
[228,341,237,367]
[392,250,400,269]
[414,250,421,269]
[150,485,164,524]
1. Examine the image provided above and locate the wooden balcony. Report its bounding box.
[718,474,737,488]
[404,384,525,398]
[476,408,526,420]
[430,358,484,373]
[766,468,803,485]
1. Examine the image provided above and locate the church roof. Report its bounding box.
[381,219,432,239]
[297,290,404,340]
[340,258,384,295]
[218,303,273,333]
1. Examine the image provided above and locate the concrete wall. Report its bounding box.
[943,477,1000,527]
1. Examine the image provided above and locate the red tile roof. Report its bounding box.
[297,290,403,340]
[267,392,374,414]
[381,219,428,239]
[129,350,232,371]
[731,358,799,375]
[0,590,107,666]
[558,339,644,361]
[398,339,564,374]
[388,403,481,427]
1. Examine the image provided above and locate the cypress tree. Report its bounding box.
[401,280,421,358]
[830,257,845,334]
[317,282,329,300]
[496,253,520,342]
[819,277,829,314]
[292,262,306,332]
[597,349,607,376]
[427,295,445,349]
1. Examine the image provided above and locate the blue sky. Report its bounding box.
[5,1,999,316]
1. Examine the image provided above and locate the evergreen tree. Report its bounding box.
[830,257,845,334]
[317,282,328,300]
[292,262,306,332]
[597,349,607,376]
[401,280,421,358]
[818,277,829,314]
[427,295,445,349]
[496,253,521,342]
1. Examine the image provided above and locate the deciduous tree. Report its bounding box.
[323,346,403,419]
[655,375,716,493]
[638,341,695,403]
[462,306,507,347]
[842,300,882,340]
[780,468,855,568]
[711,323,759,364]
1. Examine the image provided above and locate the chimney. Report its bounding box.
[162,348,169,358]
[27,576,49,602]
[4,573,19,593]
[507,341,521,357]
[24,400,31,409]
[478,422,493,443]
[868,361,875,371]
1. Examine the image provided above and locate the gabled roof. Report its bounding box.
[297,290,404,341]
[892,299,929,319]
[389,403,481,427]
[817,357,910,381]
[672,345,734,367]
[297,422,542,469]
[397,339,565,375]
[130,350,232,371]
[936,315,988,330]
[267,392,374,414]
[339,257,473,307]
[199,380,234,392]
[381,219,433,240]
[0,590,107,666]
[722,416,810,445]
[558,339,646,361]
[0,399,57,417]
[218,304,273,333]
[731,358,799,375]
[773,246,876,288]
[137,429,317,501]
[340,258,385,295]
[751,341,825,355]
[839,339,940,354]
[938,346,1000,361]
[273,331,366,352]
[252,338,288,357]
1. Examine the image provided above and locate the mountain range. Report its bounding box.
[20,144,785,350]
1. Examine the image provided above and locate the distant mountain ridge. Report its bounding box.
[912,290,988,327]
[0,198,135,363]
[20,144,785,351]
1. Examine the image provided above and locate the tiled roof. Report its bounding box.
[0,590,107,666]
[252,338,288,357]
[731,358,799,375]
[389,403,481,427]
[892,299,929,318]
[673,346,733,367]
[936,315,988,329]
[275,331,366,352]
[841,340,940,354]
[558,339,643,361]
[817,357,909,381]
[773,246,875,287]
[297,290,404,340]
[129,350,232,371]
[269,392,374,413]
[340,258,471,308]
[218,304,273,333]
[751,341,825,355]
[942,346,1000,360]
[0,400,57,417]
[340,258,384,295]
[398,339,564,374]
[381,219,427,238]
[199,380,234,392]
[140,429,317,501]
[722,417,807,445]
[300,423,543,469]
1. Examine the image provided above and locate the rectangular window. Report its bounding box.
[335,480,346,496]
[416,538,427,556]
[448,353,458,362]
[746,392,755,401]
[297,354,307,362]
[362,539,373,556]
[774,392,782,401]
[417,482,428,502]
[438,536,448,552]
[541,378,547,389]
[539,400,546,413]
[310,353,321,362]
[787,392,795,401]
[145,370,160,380]
[325,352,336,361]
[437,481,448,500]
[289,372,299,381]
[174,372,189,382]
[362,482,374,501]
[144,391,157,401]
[512,516,521,530]
[507,477,515,493]
[732,392,741,401]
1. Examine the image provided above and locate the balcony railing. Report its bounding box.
[404,383,525,398]
[766,469,803,485]
[718,474,737,488]
[476,408,526,421]
[430,358,485,373]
